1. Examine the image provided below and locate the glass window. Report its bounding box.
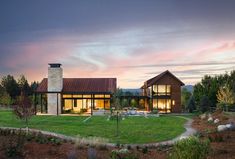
[104,94,111,98]
[63,94,72,98]
[152,85,171,96]
[64,99,73,110]
[156,99,171,113]
[104,99,110,109]
[158,85,165,93]
[153,85,157,93]
[73,99,83,112]
[166,85,171,95]
[73,94,82,98]
[83,94,92,98]
[83,99,92,109]
[94,99,104,109]
[94,94,104,98]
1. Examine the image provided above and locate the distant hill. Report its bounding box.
[121,89,142,95]
[182,85,194,93]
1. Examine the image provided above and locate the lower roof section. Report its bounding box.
[36,78,116,93]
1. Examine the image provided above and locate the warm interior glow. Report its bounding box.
[83,95,92,98]
[94,94,104,98]
[105,99,110,109]
[73,94,82,98]
[63,94,72,98]
[64,99,72,110]
[153,99,171,113]
[153,85,171,96]
[104,94,111,98]
[94,99,104,109]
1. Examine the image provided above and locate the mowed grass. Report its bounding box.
[0,110,187,144]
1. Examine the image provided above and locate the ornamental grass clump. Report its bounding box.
[75,135,109,148]
[168,136,210,159]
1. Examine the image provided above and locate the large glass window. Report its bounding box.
[64,99,73,110]
[73,99,83,112]
[153,99,171,113]
[105,99,110,109]
[153,85,171,96]
[83,99,92,109]
[94,99,104,109]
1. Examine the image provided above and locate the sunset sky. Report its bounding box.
[1,0,235,88]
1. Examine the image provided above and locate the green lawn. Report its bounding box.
[0,110,187,144]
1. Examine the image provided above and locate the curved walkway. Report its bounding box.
[0,117,197,147]
[135,117,197,147]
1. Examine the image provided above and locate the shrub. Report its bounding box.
[4,129,25,158]
[142,146,148,154]
[169,136,210,159]
[111,148,131,159]
[152,108,158,114]
[208,133,223,142]
[80,108,88,113]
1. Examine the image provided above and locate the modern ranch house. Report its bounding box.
[35,64,184,115]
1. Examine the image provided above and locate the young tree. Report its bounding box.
[111,88,122,110]
[0,91,12,105]
[14,92,35,129]
[216,85,235,111]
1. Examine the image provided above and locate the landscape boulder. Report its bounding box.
[226,123,235,131]
[217,125,227,132]
[214,119,220,124]
[208,117,213,122]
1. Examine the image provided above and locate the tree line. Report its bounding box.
[182,70,235,112]
[0,75,39,105]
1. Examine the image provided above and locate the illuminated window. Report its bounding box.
[105,99,110,109]
[64,99,72,110]
[73,99,83,112]
[152,85,171,96]
[153,99,158,108]
[63,94,72,98]
[83,99,92,108]
[153,85,157,93]
[94,99,104,109]
[158,85,165,93]
[166,85,171,94]
[104,94,111,98]
[73,94,82,98]
[94,94,104,98]
[83,94,92,98]
[153,99,172,113]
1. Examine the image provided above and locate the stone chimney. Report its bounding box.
[47,63,63,115]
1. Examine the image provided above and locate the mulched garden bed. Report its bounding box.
[192,110,235,159]
[0,130,170,159]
